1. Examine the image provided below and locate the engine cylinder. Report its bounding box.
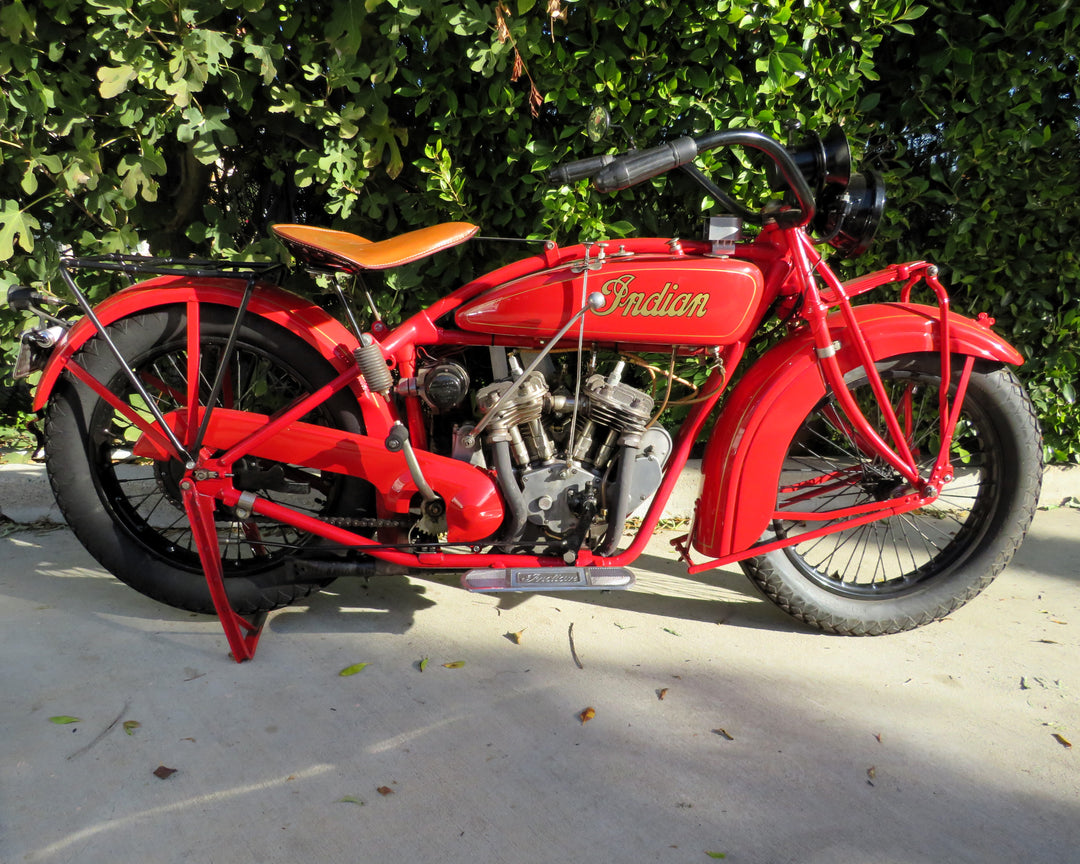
[582,369,654,439]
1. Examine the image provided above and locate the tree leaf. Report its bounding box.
[338,796,366,805]
[49,715,81,725]
[0,0,36,43]
[97,65,136,99]
[442,660,465,669]
[339,662,370,676]
[123,720,141,735]
[0,198,41,260]
[579,707,596,724]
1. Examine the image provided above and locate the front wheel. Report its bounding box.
[740,355,1043,635]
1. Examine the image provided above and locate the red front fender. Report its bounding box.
[691,302,1023,559]
[31,275,394,430]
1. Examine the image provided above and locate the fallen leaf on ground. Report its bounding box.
[874,732,883,743]
[338,796,365,805]
[339,662,369,677]
[579,707,596,724]
[442,660,465,669]
[1052,733,1072,749]
[49,716,81,725]
[657,688,669,701]
[663,627,680,636]
[377,785,394,796]
[867,766,877,783]
[418,657,429,672]
[123,721,140,736]
[712,728,734,740]
[506,629,526,644]
[153,765,177,780]
[705,853,727,860]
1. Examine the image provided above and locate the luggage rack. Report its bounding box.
[54,254,290,466]
[58,252,286,286]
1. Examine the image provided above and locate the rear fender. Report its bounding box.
[32,276,393,432]
[692,302,1023,559]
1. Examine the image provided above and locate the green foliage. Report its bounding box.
[12,0,1071,462]
[858,0,1080,462]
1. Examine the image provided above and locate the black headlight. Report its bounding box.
[768,124,852,194]
[813,170,886,258]
[770,124,887,258]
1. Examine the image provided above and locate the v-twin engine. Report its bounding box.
[472,359,671,554]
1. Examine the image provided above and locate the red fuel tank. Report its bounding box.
[455,249,764,348]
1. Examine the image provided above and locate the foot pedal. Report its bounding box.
[462,566,635,592]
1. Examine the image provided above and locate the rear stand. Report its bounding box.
[182,486,266,662]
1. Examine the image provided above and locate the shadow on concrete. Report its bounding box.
[1009,508,1080,581]
[4,590,1078,864]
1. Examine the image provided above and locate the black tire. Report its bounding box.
[740,354,1042,635]
[45,305,371,615]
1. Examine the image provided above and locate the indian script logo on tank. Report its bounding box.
[593,274,710,319]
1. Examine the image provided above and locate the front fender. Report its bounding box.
[32,275,392,430]
[691,302,1023,559]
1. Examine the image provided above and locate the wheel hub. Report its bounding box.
[153,457,189,505]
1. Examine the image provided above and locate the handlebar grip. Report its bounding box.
[548,154,617,185]
[592,138,699,193]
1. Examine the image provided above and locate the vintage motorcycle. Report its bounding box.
[8,121,1043,661]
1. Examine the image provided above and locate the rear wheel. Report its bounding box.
[45,305,371,614]
[740,355,1042,635]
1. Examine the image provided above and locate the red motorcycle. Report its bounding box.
[9,123,1043,661]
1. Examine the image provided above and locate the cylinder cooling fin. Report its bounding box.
[583,370,654,438]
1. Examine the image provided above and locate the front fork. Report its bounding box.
[790,232,972,500]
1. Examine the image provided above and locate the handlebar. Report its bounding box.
[547,128,817,227]
[592,138,699,192]
[548,153,616,185]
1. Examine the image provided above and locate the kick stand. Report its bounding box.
[182,485,266,662]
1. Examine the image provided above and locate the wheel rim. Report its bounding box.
[88,335,349,575]
[774,364,1002,599]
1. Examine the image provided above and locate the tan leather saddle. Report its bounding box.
[271,222,479,272]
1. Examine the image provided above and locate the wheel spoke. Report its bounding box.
[89,335,351,575]
[773,362,1000,598]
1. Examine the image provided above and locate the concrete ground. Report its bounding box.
[1,462,1078,864]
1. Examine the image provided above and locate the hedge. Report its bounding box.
[1,0,1075,460]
